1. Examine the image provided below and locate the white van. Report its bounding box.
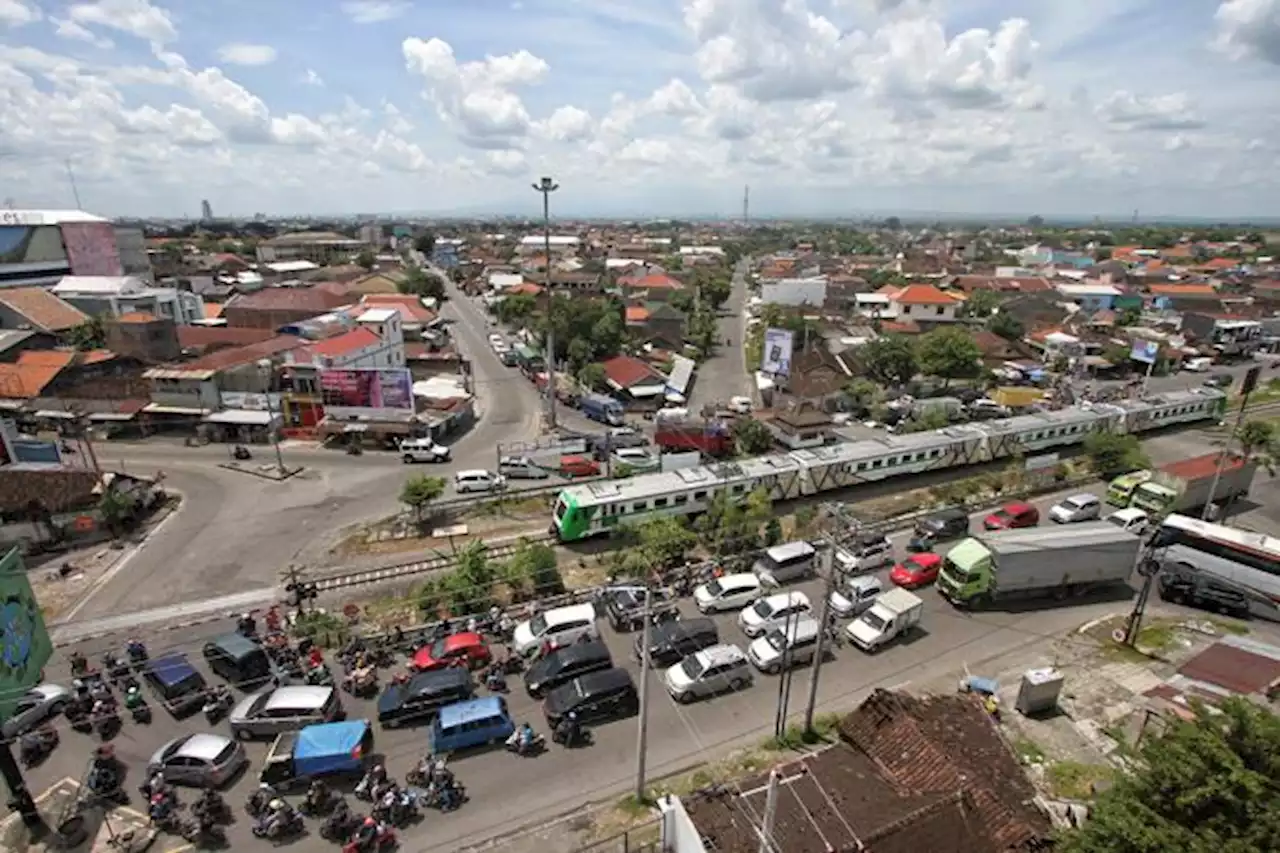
[753,541,817,587]
[694,573,763,614]
[453,469,506,493]
[511,603,598,656]
[400,438,450,464]
[738,591,811,638]
[748,615,821,674]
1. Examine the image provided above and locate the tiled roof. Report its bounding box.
[1149,283,1216,296]
[178,335,304,373]
[297,326,380,360]
[177,326,276,350]
[507,283,544,296]
[227,287,350,312]
[0,349,77,398]
[80,349,116,365]
[624,306,650,323]
[601,354,662,388]
[0,287,88,332]
[117,311,157,323]
[361,294,437,324]
[624,273,684,290]
[892,284,962,305]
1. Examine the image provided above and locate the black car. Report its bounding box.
[633,617,719,668]
[908,507,970,552]
[376,668,473,729]
[602,586,678,631]
[524,640,613,698]
[1158,566,1249,617]
[544,668,638,728]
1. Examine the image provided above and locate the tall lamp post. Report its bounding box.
[532,176,558,431]
[257,358,286,475]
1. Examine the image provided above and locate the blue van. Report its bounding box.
[144,653,208,717]
[430,696,515,753]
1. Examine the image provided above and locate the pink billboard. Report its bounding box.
[319,368,414,412]
[61,221,123,276]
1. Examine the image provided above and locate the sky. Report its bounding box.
[0,0,1278,220]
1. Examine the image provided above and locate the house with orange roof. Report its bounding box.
[0,287,88,339]
[620,272,685,303]
[885,284,963,323]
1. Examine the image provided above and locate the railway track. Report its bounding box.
[310,532,556,592]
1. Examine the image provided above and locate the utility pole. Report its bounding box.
[532,177,559,431]
[803,542,837,735]
[0,744,43,832]
[772,602,798,739]
[258,359,286,475]
[634,586,652,801]
[757,769,778,853]
[1202,365,1260,522]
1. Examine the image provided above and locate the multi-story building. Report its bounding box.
[51,276,204,324]
[255,231,364,265]
[0,209,154,288]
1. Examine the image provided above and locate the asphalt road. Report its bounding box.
[35,446,1280,853]
[686,259,752,412]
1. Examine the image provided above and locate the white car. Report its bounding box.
[1049,493,1102,524]
[728,396,752,414]
[1106,507,1150,534]
[693,573,762,614]
[400,438,450,463]
[2,684,72,739]
[454,469,506,493]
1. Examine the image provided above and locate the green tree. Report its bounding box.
[988,311,1024,341]
[451,540,494,612]
[860,334,918,387]
[960,289,1002,319]
[355,249,376,270]
[97,488,135,538]
[399,474,446,526]
[634,516,697,571]
[566,337,593,372]
[413,233,436,255]
[576,362,607,392]
[842,377,882,417]
[509,538,562,596]
[1083,433,1150,480]
[69,315,106,351]
[1116,307,1142,327]
[398,265,446,301]
[916,327,982,386]
[496,293,536,325]
[1060,697,1280,853]
[1236,419,1277,476]
[733,417,774,456]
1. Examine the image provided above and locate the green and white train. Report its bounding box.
[550,389,1227,542]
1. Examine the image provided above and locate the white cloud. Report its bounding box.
[1165,134,1192,151]
[383,101,413,135]
[342,1,408,24]
[51,17,114,48]
[535,105,592,142]
[0,0,40,27]
[217,44,278,67]
[1214,0,1280,64]
[116,103,221,146]
[1096,90,1206,130]
[303,68,323,86]
[67,0,177,44]
[269,114,327,146]
[487,149,527,175]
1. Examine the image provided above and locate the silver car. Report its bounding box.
[229,685,340,740]
[1049,493,1102,524]
[148,733,247,788]
[1,684,72,739]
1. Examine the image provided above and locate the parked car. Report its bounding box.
[400,438,451,464]
[633,617,720,668]
[908,507,970,551]
[1049,493,1102,524]
[611,447,660,473]
[1106,507,1150,534]
[511,603,598,656]
[663,645,752,703]
[983,502,1039,530]
[524,640,613,698]
[827,575,883,619]
[559,455,601,478]
[147,733,247,788]
[454,469,506,493]
[738,591,811,639]
[409,632,492,672]
[889,553,944,589]
[694,573,763,613]
[835,533,894,573]
[498,455,550,479]
[544,668,639,728]
[377,668,474,728]
[602,586,678,631]
[229,685,342,740]
[1,684,71,739]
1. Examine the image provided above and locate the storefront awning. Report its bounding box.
[34,410,78,420]
[144,403,210,415]
[203,410,279,426]
[88,411,140,422]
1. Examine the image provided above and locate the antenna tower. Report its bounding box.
[743,184,750,226]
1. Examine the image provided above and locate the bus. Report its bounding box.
[1151,514,1280,619]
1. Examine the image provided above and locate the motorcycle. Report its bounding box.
[203,686,234,724]
[245,786,276,819]
[126,639,149,670]
[372,789,419,827]
[552,722,592,748]
[300,784,337,817]
[186,819,227,847]
[483,668,508,693]
[342,667,378,698]
[65,694,95,733]
[353,771,391,803]
[252,809,304,841]
[125,686,151,724]
[341,821,397,853]
[233,445,252,461]
[504,730,545,757]
[422,780,465,812]
[306,662,334,687]
[319,800,360,841]
[103,652,132,684]
[19,725,58,766]
[346,444,363,456]
[92,700,121,740]
[192,790,231,825]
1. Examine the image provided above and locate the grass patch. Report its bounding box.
[1047,761,1115,800]
[1136,622,1176,652]
[763,713,842,751]
[616,793,658,817]
[1206,616,1250,635]
[1012,738,1047,765]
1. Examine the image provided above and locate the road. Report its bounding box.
[31,449,1280,853]
[69,280,545,621]
[687,258,753,412]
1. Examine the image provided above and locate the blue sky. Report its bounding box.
[0,0,1278,219]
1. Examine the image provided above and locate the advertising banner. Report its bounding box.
[1129,339,1160,364]
[762,328,794,376]
[61,221,124,276]
[319,368,414,413]
[0,548,53,722]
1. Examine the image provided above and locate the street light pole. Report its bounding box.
[257,358,286,475]
[634,585,652,801]
[532,176,559,431]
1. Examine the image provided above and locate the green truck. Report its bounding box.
[1128,452,1256,517]
[937,523,1140,608]
[1106,470,1153,507]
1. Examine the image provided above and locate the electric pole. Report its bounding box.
[803,541,838,735]
[1202,365,1260,522]
[634,586,652,800]
[532,177,559,431]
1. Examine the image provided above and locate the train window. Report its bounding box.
[655,498,669,508]
[674,495,688,506]
[871,459,883,468]
[632,502,646,512]
[931,449,942,458]
[694,491,707,501]
[857,462,867,472]
[732,484,746,493]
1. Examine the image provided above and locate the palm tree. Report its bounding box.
[1236,419,1277,476]
[97,488,135,538]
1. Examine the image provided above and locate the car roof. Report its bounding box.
[769,614,820,640]
[714,572,759,588]
[546,639,610,665]
[176,733,234,762]
[654,617,716,642]
[31,683,68,699]
[263,685,332,712]
[148,653,198,685]
[1000,501,1033,512]
[443,632,485,650]
[542,602,596,622]
[408,667,471,692]
[929,507,969,521]
[694,644,745,667]
[576,667,634,694]
[905,552,942,565]
[760,590,809,608]
[1066,493,1098,503]
[455,469,493,478]
[207,632,262,657]
[437,696,506,728]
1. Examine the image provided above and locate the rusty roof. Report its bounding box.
[175,335,304,373]
[177,326,277,350]
[227,286,351,312]
[1160,452,1242,481]
[0,287,88,332]
[1176,636,1280,696]
[0,349,77,398]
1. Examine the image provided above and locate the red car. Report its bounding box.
[890,553,943,589]
[409,632,492,672]
[983,502,1039,530]
[559,455,601,478]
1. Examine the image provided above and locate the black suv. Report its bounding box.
[601,586,678,632]
[633,617,719,668]
[908,508,970,552]
[524,640,613,698]
[376,668,473,728]
[544,668,638,727]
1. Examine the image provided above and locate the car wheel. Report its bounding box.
[677,692,693,704]
[767,664,781,675]
[235,728,253,742]
[402,455,414,464]
[729,678,747,691]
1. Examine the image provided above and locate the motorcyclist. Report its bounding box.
[261,798,295,836]
[149,792,175,823]
[557,711,582,744]
[247,782,275,816]
[304,778,330,812]
[357,764,387,800]
[353,816,378,850]
[126,638,148,663]
[69,650,88,676]
[238,612,256,636]
[506,722,537,753]
[484,664,507,692]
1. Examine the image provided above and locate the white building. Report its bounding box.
[761,276,827,307]
[518,235,579,253]
[51,275,204,324]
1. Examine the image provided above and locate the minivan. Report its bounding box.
[752,541,817,587]
[454,469,506,493]
[908,507,970,552]
[738,591,811,638]
[431,696,515,753]
[229,685,342,740]
[524,640,613,698]
[202,633,272,688]
[376,668,474,728]
[828,575,884,619]
[511,603,599,656]
[694,573,762,613]
[664,644,752,703]
[835,533,894,573]
[747,615,822,674]
[1049,493,1102,524]
[634,617,719,668]
[544,668,639,727]
[983,502,1039,530]
[498,455,550,479]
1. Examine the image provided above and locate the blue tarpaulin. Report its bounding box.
[293,720,370,777]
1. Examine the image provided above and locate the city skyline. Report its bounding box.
[0,1,1278,219]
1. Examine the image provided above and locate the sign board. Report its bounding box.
[762,328,794,376]
[0,548,53,723]
[0,211,45,226]
[1241,365,1261,396]
[219,392,282,411]
[1024,452,1059,472]
[320,368,414,418]
[1129,339,1160,364]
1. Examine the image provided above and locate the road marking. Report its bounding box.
[53,586,278,644]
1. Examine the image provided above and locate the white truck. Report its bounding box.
[845,588,923,652]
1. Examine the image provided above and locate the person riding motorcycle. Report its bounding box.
[555,711,582,745]
[259,798,296,836]
[247,782,276,816]
[193,786,226,823]
[506,722,537,753]
[356,764,388,800]
[126,638,148,663]
[304,778,330,812]
[353,816,379,850]
[149,792,175,824]
[69,650,88,676]
[484,663,507,692]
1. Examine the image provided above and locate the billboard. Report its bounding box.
[0,547,53,722]
[1130,339,1160,364]
[320,368,414,417]
[0,224,70,265]
[61,221,124,276]
[762,328,794,376]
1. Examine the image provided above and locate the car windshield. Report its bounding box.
[213,742,237,764]
[751,600,773,619]
[1068,498,1090,509]
[704,579,723,597]
[764,630,788,652]
[862,612,888,631]
[428,638,448,659]
[529,614,548,636]
[991,510,1011,522]
[553,500,567,522]
[681,656,706,680]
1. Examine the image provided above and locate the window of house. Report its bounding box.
[936,306,945,315]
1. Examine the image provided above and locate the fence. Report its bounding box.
[573,821,664,853]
